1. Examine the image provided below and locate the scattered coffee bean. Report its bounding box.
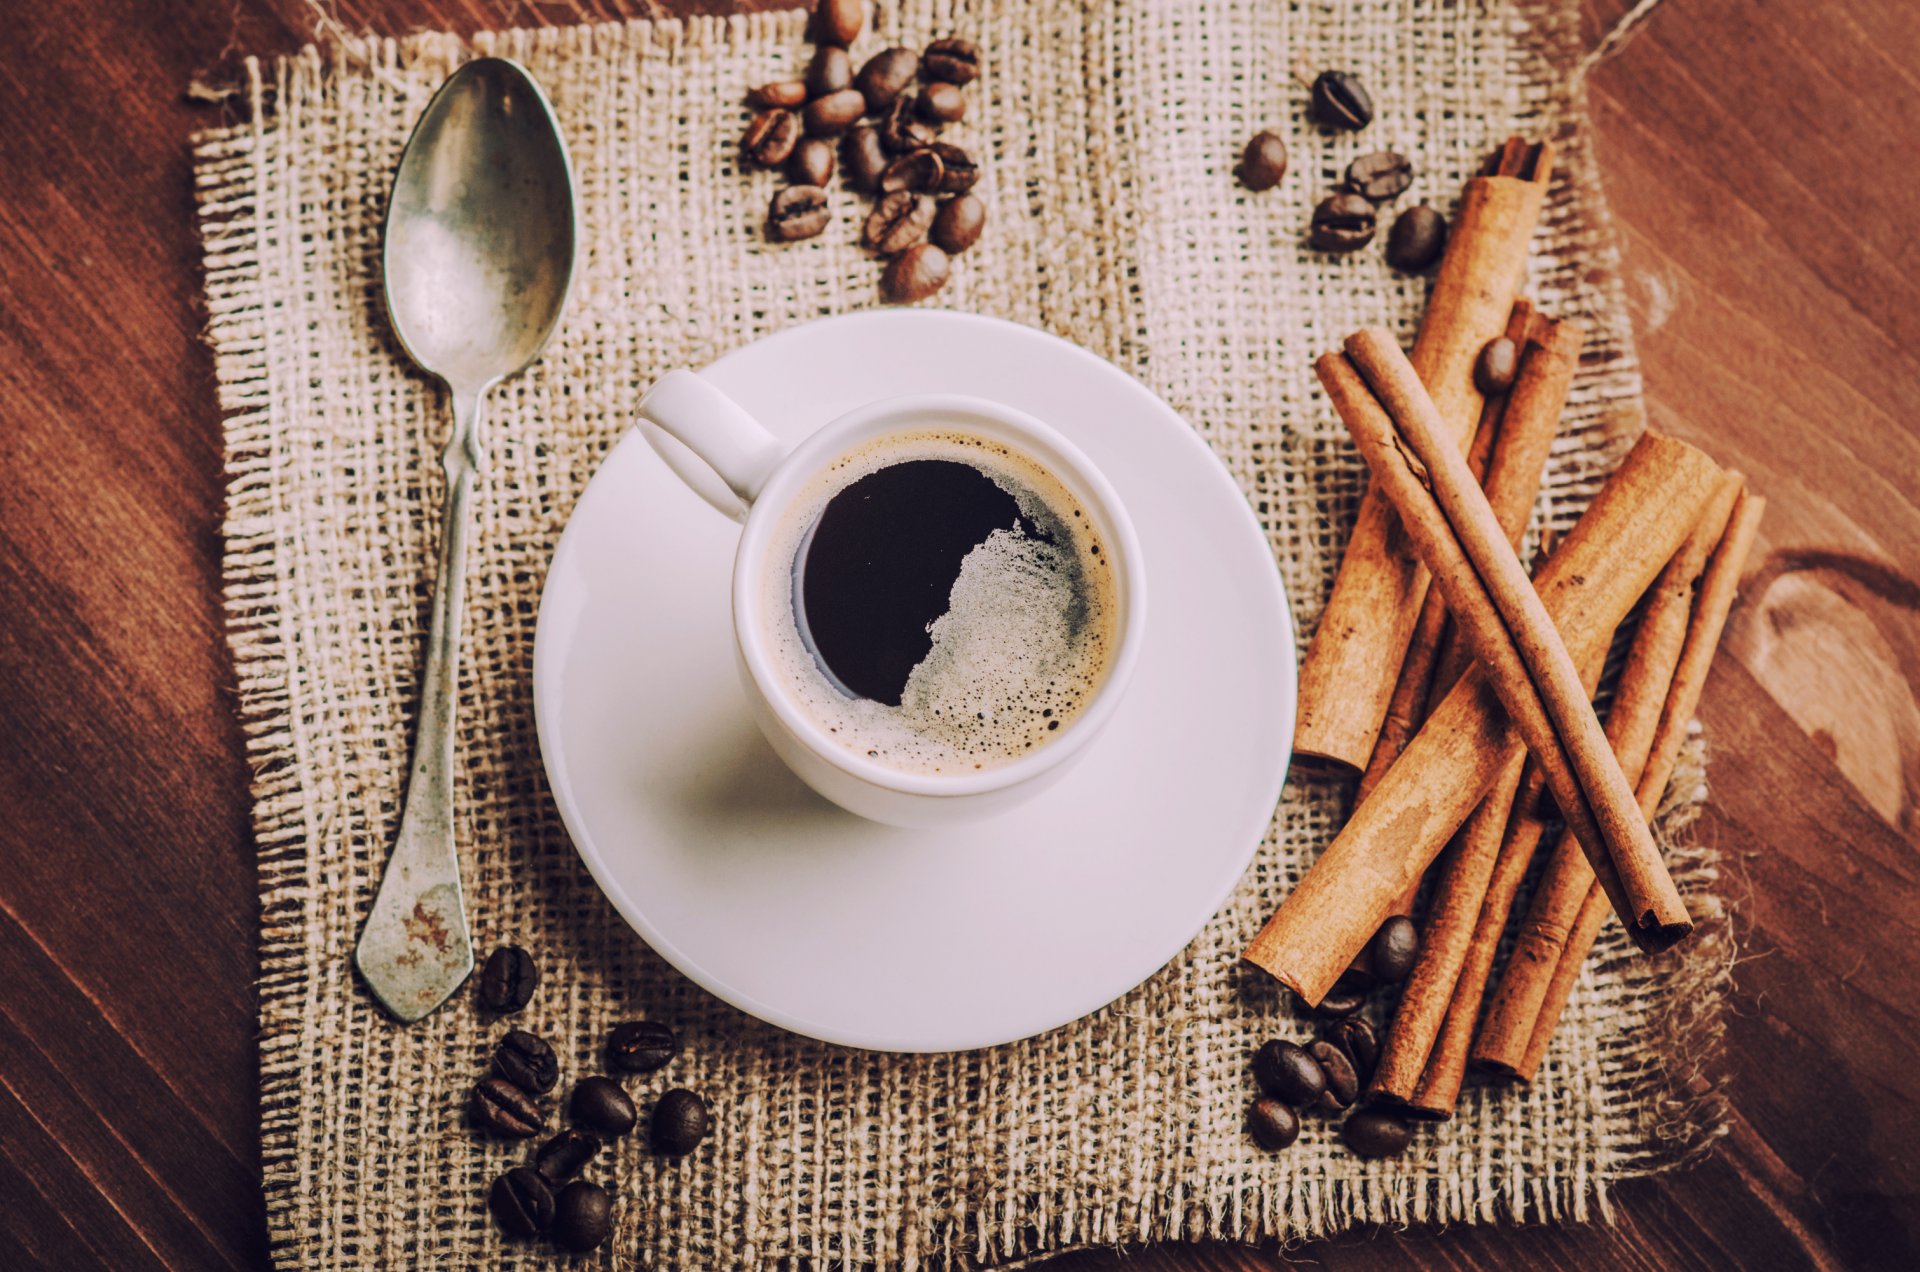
[488,1166,554,1238]
[1313,970,1372,1018]
[857,47,920,114]
[878,95,936,154]
[1474,336,1519,394]
[1308,192,1377,253]
[922,37,980,84]
[749,80,807,109]
[471,1075,545,1139]
[1309,1040,1360,1111]
[1321,1017,1379,1087]
[928,142,979,194]
[492,1029,559,1096]
[650,1088,712,1156]
[917,82,966,123]
[787,137,836,187]
[1251,1039,1326,1107]
[569,1075,638,1138]
[1308,70,1374,131]
[879,148,945,195]
[805,45,853,98]
[881,242,951,303]
[929,194,985,253]
[768,185,831,242]
[1385,203,1448,272]
[1342,1108,1415,1159]
[1369,915,1420,985]
[1246,1096,1300,1151]
[804,88,868,137]
[863,191,934,254]
[1345,150,1412,203]
[478,945,537,1013]
[1237,130,1288,192]
[843,126,889,192]
[534,1128,603,1184]
[810,0,864,48]
[551,1180,614,1252]
[742,109,801,167]
[606,1020,679,1074]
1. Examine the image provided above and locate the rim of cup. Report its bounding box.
[730,393,1147,799]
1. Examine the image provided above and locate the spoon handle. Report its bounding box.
[354,385,484,1022]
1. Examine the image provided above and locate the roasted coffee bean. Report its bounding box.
[843,126,889,192]
[551,1180,614,1252]
[534,1128,603,1184]
[787,138,836,187]
[1321,1017,1379,1087]
[810,0,865,48]
[471,1076,545,1139]
[650,1088,712,1156]
[488,1166,554,1237]
[1385,203,1448,272]
[922,36,980,85]
[863,191,934,254]
[1237,130,1288,192]
[879,148,945,195]
[1308,192,1377,253]
[1309,70,1374,131]
[929,194,985,253]
[928,142,978,194]
[805,45,853,98]
[804,89,868,137]
[1369,915,1420,984]
[768,186,832,242]
[742,109,800,167]
[1246,1096,1300,1151]
[1309,1041,1360,1111]
[917,82,967,124]
[878,95,935,154]
[1345,150,1412,203]
[607,1020,679,1074]
[880,243,951,303]
[1313,969,1371,1018]
[1474,336,1519,394]
[748,80,808,109]
[569,1075,638,1138]
[857,47,921,114]
[492,1029,559,1095]
[1342,1108,1415,1159]
[1251,1039,1326,1107]
[768,186,831,242]
[478,946,538,1013]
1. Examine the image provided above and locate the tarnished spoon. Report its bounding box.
[355,58,576,1023]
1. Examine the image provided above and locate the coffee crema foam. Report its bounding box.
[762,430,1118,774]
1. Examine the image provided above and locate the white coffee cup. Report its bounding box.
[636,368,1147,827]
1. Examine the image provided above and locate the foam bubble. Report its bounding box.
[762,430,1117,774]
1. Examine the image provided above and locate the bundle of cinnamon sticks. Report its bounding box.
[1244,137,1764,1120]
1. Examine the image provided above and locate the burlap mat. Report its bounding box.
[195,2,1730,1266]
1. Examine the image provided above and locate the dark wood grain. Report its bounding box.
[1,1,1914,1269]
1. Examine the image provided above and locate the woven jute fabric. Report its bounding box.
[195,2,1730,1266]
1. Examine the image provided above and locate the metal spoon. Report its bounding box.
[354,58,577,1023]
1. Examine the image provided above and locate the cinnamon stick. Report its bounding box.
[1469,473,1743,1076]
[1292,140,1555,775]
[1507,488,1766,1081]
[1242,428,1723,1003]
[1339,328,1691,952]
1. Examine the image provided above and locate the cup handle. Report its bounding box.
[637,370,789,516]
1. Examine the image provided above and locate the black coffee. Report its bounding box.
[765,431,1116,774]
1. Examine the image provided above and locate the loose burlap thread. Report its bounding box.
[195,2,1731,1267]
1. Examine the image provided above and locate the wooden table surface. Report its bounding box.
[2,0,1914,1268]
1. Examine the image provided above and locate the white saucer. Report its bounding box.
[534,311,1295,1052]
